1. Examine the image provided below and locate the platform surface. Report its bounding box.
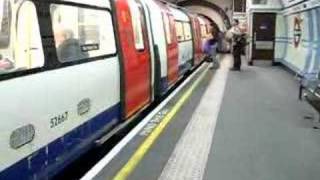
[85,55,320,180]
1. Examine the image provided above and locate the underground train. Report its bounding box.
[0,0,212,179]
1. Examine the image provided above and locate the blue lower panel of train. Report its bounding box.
[0,104,121,180]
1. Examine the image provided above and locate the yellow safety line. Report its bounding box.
[113,66,209,180]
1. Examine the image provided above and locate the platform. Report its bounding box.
[82,55,320,180]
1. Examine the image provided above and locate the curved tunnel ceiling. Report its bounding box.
[186,5,228,31]
[167,0,290,31]
[178,0,231,31]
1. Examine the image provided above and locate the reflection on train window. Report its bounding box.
[128,0,145,50]
[183,23,192,41]
[175,21,184,42]
[206,25,211,36]
[50,4,116,63]
[0,1,44,75]
[201,25,207,38]
[163,14,172,45]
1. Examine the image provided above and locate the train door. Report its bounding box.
[251,13,276,61]
[115,0,151,118]
[162,12,179,86]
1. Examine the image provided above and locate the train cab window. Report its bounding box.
[50,4,116,63]
[183,22,192,41]
[175,21,184,42]
[163,14,172,45]
[0,0,44,75]
[128,1,145,50]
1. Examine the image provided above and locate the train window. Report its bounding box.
[128,1,144,50]
[206,25,212,36]
[175,21,184,42]
[0,1,44,75]
[163,14,172,45]
[201,25,207,38]
[183,22,192,41]
[50,4,116,63]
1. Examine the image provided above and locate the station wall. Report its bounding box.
[275,1,320,76]
[281,0,305,7]
[247,0,283,9]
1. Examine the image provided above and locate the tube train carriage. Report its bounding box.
[0,0,212,179]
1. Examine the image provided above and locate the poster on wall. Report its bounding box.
[293,15,302,48]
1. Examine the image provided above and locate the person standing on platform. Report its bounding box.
[228,19,246,71]
[204,29,219,69]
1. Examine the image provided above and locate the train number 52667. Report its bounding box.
[50,112,69,128]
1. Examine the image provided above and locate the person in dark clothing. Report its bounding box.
[204,38,218,56]
[57,38,88,62]
[216,31,224,52]
[204,30,219,69]
[232,34,246,71]
[229,19,246,71]
[55,28,88,62]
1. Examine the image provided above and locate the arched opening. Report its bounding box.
[198,14,220,34]
[178,0,231,31]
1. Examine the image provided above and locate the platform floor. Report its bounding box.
[204,59,320,180]
[88,55,320,180]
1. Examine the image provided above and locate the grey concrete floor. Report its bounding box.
[92,57,320,180]
[94,63,214,180]
[204,60,320,180]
